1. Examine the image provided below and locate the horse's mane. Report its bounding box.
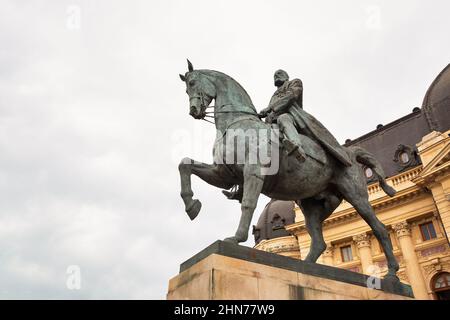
[198,69,257,113]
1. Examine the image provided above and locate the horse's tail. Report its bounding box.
[350,146,396,197]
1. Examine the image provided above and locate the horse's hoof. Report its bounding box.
[223,236,239,245]
[186,199,202,220]
[384,274,400,283]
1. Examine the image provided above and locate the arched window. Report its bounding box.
[432,272,450,300]
[400,151,410,164]
[364,167,373,179]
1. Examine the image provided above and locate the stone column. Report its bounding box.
[322,244,334,266]
[353,233,373,275]
[430,181,450,242]
[416,131,450,241]
[392,221,429,300]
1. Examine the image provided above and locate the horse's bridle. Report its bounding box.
[190,91,262,122]
[189,92,211,119]
[216,103,261,117]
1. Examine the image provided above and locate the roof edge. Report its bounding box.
[422,63,450,107]
[344,109,422,147]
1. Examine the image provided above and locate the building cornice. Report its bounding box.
[286,184,426,234]
[412,141,450,186]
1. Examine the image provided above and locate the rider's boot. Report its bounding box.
[222,186,243,202]
[282,139,306,163]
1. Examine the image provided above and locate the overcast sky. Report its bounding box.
[0,0,449,299]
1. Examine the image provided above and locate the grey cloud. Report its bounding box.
[0,0,449,299]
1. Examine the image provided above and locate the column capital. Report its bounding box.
[392,221,412,238]
[322,244,334,257]
[353,233,371,249]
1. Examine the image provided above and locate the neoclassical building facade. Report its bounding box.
[253,64,450,300]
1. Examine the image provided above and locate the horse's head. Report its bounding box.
[179,60,216,119]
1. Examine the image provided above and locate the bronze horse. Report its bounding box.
[178,60,399,280]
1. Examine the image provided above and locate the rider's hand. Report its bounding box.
[266,112,276,123]
[258,107,271,118]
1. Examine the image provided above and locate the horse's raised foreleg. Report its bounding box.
[224,164,264,244]
[179,157,235,220]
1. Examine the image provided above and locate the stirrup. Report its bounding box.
[282,140,306,163]
[222,187,243,202]
[222,190,236,199]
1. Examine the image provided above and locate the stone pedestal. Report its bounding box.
[167,241,414,300]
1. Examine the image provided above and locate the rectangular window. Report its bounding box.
[420,222,437,241]
[340,245,353,262]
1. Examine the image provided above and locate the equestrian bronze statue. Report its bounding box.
[178,60,400,281]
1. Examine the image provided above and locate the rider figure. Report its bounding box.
[259,69,307,162]
[260,69,352,167]
[223,69,352,201]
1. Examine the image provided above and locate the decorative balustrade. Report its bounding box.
[366,167,423,196]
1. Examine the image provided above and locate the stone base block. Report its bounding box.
[167,241,414,300]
